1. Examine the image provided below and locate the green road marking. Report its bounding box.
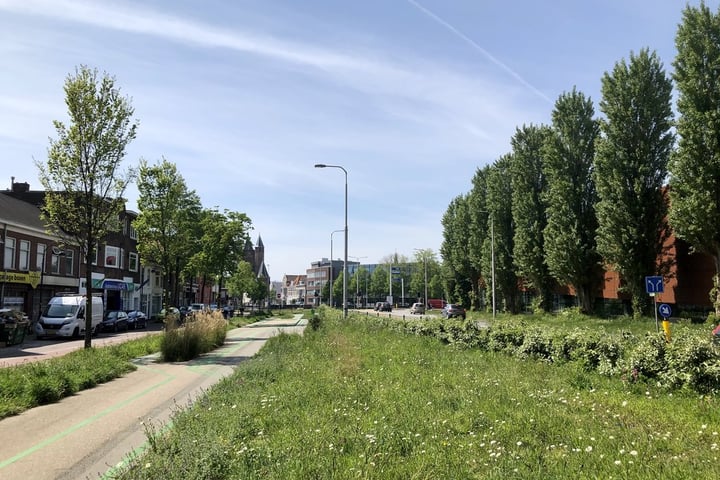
[101,418,176,479]
[0,366,175,470]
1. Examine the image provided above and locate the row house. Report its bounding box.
[281,274,306,306]
[1,180,164,320]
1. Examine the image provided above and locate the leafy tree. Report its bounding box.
[36,66,137,349]
[595,49,675,317]
[332,270,345,306]
[671,2,720,315]
[351,266,370,305]
[134,158,202,307]
[485,156,519,313]
[467,167,491,310]
[227,260,256,309]
[410,249,436,303]
[369,265,388,301]
[440,195,476,306]
[187,208,252,305]
[510,124,554,311]
[543,88,602,313]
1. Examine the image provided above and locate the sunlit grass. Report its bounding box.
[117,312,720,479]
[0,335,161,419]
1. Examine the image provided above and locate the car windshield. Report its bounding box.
[43,304,79,318]
[105,312,118,320]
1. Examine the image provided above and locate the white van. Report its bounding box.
[35,294,104,339]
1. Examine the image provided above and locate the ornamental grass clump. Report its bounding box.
[161,311,227,362]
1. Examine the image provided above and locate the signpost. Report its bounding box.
[645,276,664,334]
[659,303,672,342]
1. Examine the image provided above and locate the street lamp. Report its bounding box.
[315,163,348,319]
[329,229,343,308]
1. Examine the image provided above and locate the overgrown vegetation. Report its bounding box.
[161,311,228,362]
[115,310,720,479]
[0,335,161,419]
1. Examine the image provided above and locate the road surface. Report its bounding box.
[0,315,306,480]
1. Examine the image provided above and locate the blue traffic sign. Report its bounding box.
[658,303,672,319]
[645,276,664,294]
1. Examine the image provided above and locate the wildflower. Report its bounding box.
[615,460,622,465]
[517,441,523,446]
[630,450,638,456]
[585,446,593,453]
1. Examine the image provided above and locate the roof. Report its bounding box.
[0,192,47,232]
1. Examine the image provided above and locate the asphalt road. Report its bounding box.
[0,316,307,480]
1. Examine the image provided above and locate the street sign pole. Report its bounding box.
[652,292,658,333]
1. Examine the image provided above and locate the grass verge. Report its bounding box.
[0,334,161,419]
[116,312,720,479]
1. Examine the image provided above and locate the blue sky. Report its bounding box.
[1,0,715,280]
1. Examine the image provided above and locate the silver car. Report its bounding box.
[409,303,425,314]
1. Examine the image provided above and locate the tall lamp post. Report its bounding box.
[315,163,348,319]
[329,229,343,308]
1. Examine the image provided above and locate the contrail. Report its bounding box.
[406,0,552,104]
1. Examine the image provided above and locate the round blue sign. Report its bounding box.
[658,303,672,319]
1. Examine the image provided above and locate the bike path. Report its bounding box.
[0,315,306,480]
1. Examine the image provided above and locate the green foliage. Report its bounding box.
[595,48,675,318]
[485,156,519,313]
[440,194,479,305]
[670,4,720,316]
[117,314,720,479]
[37,65,138,348]
[543,88,602,313]
[135,158,203,306]
[0,335,161,419]
[510,124,554,311]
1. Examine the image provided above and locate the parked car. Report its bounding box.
[442,303,466,319]
[158,307,183,327]
[374,301,392,312]
[409,303,425,315]
[100,310,129,332]
[126,310,147,329]
[188,303,206,317]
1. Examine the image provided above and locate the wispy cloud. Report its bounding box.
[405,0,553,104]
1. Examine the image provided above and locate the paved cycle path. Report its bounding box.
[0,315,306,480]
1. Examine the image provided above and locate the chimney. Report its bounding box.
[11,180,30,193]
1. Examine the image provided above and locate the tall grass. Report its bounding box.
[0,335,161,419]
[161,311,228,362]
[116,312,720,479]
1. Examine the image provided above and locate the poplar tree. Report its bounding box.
[543,88,601,313]
[510,124,553,312]
[671,2,720,315]
[595,49,675,317]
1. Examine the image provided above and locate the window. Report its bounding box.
[105,245,120,268]
[37,244,47,272]
[63,250,74,276]
[19,240,30,270]
[128,222,137,240]
[3,237,15,269]
[51,251,61,274]
[129,252,138,272]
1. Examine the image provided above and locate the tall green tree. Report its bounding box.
[467,167,491,310]
[543,88,601,313]
[36,66,137,349]
[440,195,476,306]
[595,49,675,317]
[369,265,388,301]
[485,156,519,313]
[510,124,554,312]
[671,2,720,315]
[227,260,255,305]
[134,158,202,307]
[187,208,252,304]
